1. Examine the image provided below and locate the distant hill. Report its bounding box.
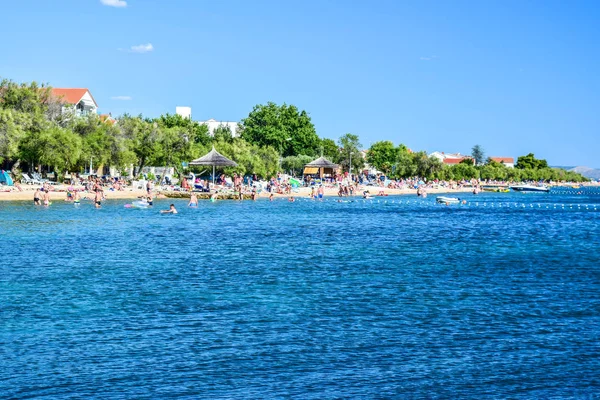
[568,166,600,180]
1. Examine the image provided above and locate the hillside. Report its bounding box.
[569,166,600,180]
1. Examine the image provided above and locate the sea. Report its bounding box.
[1,188,599,399]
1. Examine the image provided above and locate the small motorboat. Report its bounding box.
[436,196,461,204]
[510,185,550,193]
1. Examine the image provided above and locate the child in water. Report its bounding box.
[189,193,198,207]
[161,204,178,214]
[34,188,42,205]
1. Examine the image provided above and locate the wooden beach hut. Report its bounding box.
[189,146,238,185]
[303,156,338,179]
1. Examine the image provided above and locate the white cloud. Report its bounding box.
[111,96,132,101]
[100,0,127,7]
[130,43,154,53]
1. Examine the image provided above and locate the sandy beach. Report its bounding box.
[2,182,597,202]
[0,184,479,202]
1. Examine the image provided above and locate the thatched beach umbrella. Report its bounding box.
[189,146,238,185]
[304,156,338,178]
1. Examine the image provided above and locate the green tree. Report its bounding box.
[240,102,320,156]
[366,141,398,174]
[281,154,313,176]
[210,138,279,179]
[516,153,548,169]
[319,137,339,161]
[155,113,211,145]
[394,150,418,178]
[449,162,479,180]
[19,126,82,178]
[119,115,162,177]
[413,152,443,178]
[0,109,26,165]
[471,144,485,166]
[337,133,364,172]
[213,124,234,143]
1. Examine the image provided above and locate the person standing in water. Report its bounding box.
[34,188,42,205]
[189,193,198,207]
[94,190,102,208]
[318,185,324,200]
[43,190,51,206]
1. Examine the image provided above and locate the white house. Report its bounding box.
[200,118,239,137]
[175,107,239,137]
[175,106,192,119]
[51,88,98,116]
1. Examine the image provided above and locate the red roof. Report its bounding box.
[99,114,116,125]
[51,88,98,107]
[443,157,469,164]
[490,157,514,164]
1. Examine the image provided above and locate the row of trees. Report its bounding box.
[365,141,586,182]
[0,78,587,182]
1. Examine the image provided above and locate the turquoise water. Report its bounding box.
[1,189,599,398]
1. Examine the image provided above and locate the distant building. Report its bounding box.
[176,106,192,119]
[488,157,515,168]
[99,114,117,125]
[200,118,240,137]
[51,88,98,116]
[429,151,474,165]
[174,107,239,137]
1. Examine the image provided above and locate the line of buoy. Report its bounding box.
[297,197,599,211]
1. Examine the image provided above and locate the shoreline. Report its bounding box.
[0,186,472,202]
[0,183,596,202]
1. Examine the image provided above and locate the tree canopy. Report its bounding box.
[0,77,589,183]
[516,153,549,169]
[240,102,320,157]
[337,133,364,172]
[366,141,399,174]
[471,145,485,165]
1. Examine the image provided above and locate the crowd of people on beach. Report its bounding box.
[9,167,594,211]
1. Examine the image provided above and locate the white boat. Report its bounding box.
[510,184,549,193]
[436,196,461,204]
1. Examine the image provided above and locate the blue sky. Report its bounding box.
[1,0,599,166]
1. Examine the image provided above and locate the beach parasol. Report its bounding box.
[189,146,238,185]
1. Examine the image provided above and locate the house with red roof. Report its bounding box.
[51,88,98,117]
[429,151,474,165]
[488,157,515,168]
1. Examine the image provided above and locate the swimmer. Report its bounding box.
[147,196,153,206]
[161,204,178,214]
[269,193,274,201]
[189,193,198,207]
[73,191,81,204]
[288,196,295,202]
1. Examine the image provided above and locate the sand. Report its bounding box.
[1,182,595,202]
[0,183,473,202]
